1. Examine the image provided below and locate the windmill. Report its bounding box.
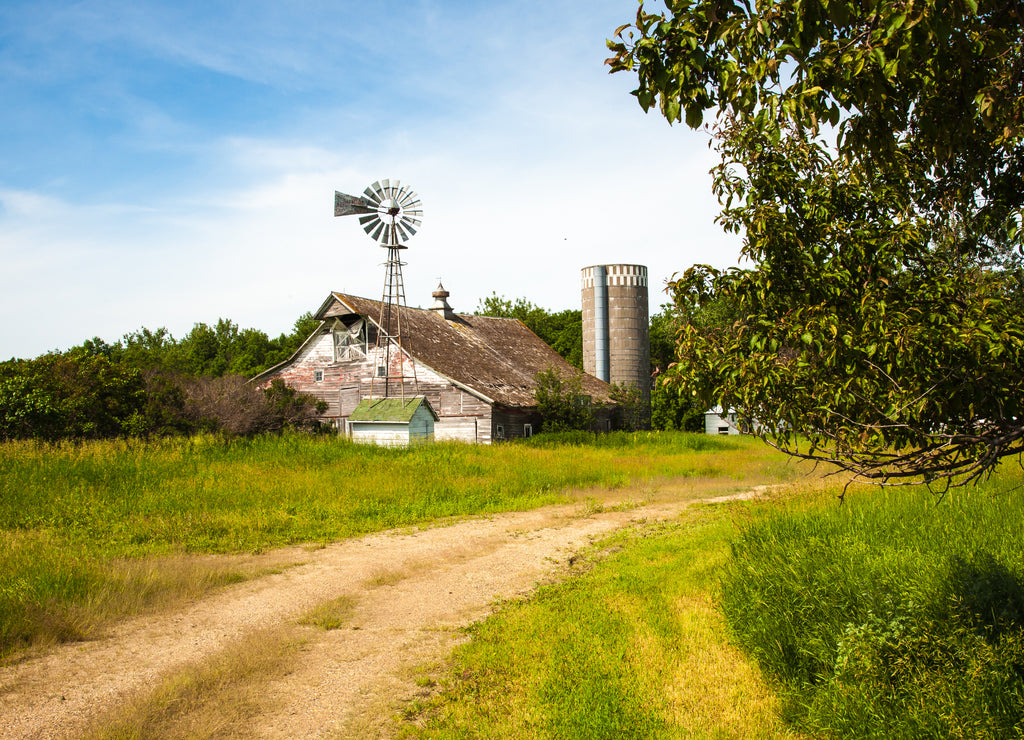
[334,179,423,400]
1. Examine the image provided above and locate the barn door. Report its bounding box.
[339,386,361,417]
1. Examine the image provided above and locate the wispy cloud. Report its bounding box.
[0,0,743,359]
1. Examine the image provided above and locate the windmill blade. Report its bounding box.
[397,189,420,208]
[362,216,381,236]
[336,178,423,245]
[334,191,374,217]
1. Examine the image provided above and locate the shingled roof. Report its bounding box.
[315,291,613,408]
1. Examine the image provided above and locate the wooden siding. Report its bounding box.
[257,327,494,443]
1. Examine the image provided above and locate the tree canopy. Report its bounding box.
[609,0,1024,488]
[0,313,325,441]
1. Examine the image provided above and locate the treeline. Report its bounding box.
[1,295,711,442]
[0,315,325,441]
[476,293,707,432]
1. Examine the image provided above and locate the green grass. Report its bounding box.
[720,470,1024,738]
[0,431,787,658]
[398,502,803,739]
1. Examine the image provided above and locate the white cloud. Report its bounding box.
[0,0,747,360]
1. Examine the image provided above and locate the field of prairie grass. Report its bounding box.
[11,430,1016,738]
[0,431,790,659]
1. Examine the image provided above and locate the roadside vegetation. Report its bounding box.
[6,429,1024,737]
[399,497,805,740]
[0,431,784,660]
[721,472,1024,738]
[399,467,1024,739]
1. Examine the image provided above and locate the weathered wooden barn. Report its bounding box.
[252,286,615,443]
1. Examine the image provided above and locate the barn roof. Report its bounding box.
[314,291,614,408]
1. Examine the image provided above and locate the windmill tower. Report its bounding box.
[333,179,423,400]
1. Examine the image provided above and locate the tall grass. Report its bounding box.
[720,471,1024,738]
[0,431,783,658]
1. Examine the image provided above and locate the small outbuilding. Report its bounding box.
[347,397,438,446]
[705,406,742,435]
[705,406,765,436]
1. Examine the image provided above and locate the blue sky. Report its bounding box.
[0,0,742,360]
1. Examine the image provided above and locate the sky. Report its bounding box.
[0,0,744,360]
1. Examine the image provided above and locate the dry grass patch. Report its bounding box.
[82,625,305,740]
[297,594,359,631]
[364,566,412,588]
[663,594,804,738]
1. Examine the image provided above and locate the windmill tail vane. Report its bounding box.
[334,179,423,247]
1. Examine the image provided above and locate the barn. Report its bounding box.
[252,285,615,442]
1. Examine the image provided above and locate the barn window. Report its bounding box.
[314,370,324,382]
[332,317,367,362]
[496,424,505,439]
[523,423,533,438]
[718,426,730,435]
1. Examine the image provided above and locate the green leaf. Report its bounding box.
[684,103,704,128]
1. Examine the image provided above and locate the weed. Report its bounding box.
[298,595,358,631]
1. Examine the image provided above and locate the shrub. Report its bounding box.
[534,367,594,432]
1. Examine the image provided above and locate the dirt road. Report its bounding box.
[0,490,755,739]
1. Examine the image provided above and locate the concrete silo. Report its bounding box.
[581,264,650,406]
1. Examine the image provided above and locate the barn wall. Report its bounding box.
[258,328,495,443]
[492,407,542,441]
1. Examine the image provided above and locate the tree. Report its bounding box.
[649,303,725,432]
[0,352,145,440]
[608,1,1024,488]
[534,368,594,432]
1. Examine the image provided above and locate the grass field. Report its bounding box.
[397,464,1024,739]
[0,431,793,659]
[398,499,807,739]
[9,431,1019,738]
